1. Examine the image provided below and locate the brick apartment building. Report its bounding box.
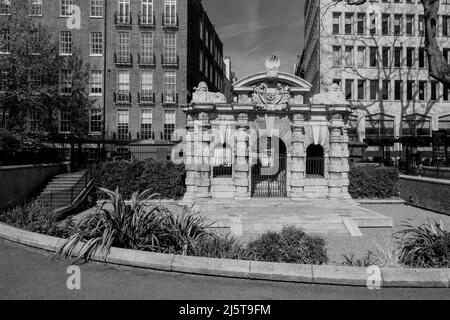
[0,0,228,143]
[297,0,450,163]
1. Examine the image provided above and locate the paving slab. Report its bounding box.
[196,199,393,242]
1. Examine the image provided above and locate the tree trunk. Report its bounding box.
[421,0,450,86]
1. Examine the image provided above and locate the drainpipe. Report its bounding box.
[102,0,108,141]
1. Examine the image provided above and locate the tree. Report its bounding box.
[0,0,92,136]
[333,0,450,87]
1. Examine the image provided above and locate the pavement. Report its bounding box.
[1,240,449,300]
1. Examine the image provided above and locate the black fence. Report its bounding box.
[0,148,67,166]
[399,161,450,181]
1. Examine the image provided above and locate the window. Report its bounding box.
[117,32,130,58]
[28,110,41,132]
[90,110,102,134]
[369,47,377,67]
[393,14,402,35]
[357,13,365,34]
[344,46,353,67]
[382,47,390,68]
[370,80,378,100]
[90,32,103,55]
[29,70,41,91]
[60,0,74,17]
[394,80,403,101]
[163,33,177,63]
[117,110,129,140]
[0,28,10,54]
[345,13,353,34]
[402,114,431,137]
[439,115,450,133]
[141,70,153,93]
[0,0,11,15]
[90,70,102,95]
[163,110,176,140]
[0,69,8,92]
[382,14,390,35]
[365,114,395,138]
[163,71,176,101]
[164,0,177,25]
[140,32,154,63]
[358,80,365,100]
[332,46,341,67]
[418,81,426,101]
[90,0,103,17]
[0,110,8,129]
[406,15,414,35]
[60,70,72,95]
[117,70,130,95]
[332,12,341,34]
[306,145,325,178]
[394,47,402,68]
[140,109,153,140]
[431,81,438,101]
[60,110,71,133]
[142,0,153,24]
[29,0,43,16]
[60,31,72,55]
[118,0,130,23]
[356,46,365,67]
[345,79,353,100]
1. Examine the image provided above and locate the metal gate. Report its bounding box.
[251,155,287,198]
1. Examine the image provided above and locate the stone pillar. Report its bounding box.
[290,114,306,199]
[194,112,212,200]
[234,113,250,199]
[184,114,197,201]
[341,121,352,199]
[328,114,344,199]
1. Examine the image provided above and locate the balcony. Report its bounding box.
[162,92,178,105]
[161,55,179,68]
[114,12,132,28]
[113,132,132,141]
[162,14,179,29]
[138,13,155,28]
[114,91,132,105]
[114,53,133,67]
[138,54,156,67]
[138,91,155,105]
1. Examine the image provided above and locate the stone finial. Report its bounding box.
[192,82,227,103]
[265,55,281,78]
[309,83,350,106]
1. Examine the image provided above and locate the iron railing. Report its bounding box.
[114,91,132,104]
[114,12,132,27]
[251,155,288,198]
[306,157,325,178]
[114,53,133,66]
[162,14,179,29]
[138,54,156,67]
[138,13,155,28]
[400,161,450,181]
[138,91,155,105]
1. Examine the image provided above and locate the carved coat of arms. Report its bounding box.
[252,82,291,111]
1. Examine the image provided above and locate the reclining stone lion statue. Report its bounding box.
[192,82,227,103]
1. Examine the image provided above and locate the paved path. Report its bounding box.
[0,240,449,300]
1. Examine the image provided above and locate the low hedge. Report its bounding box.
[349,165,400,199]
[93,159,186,200]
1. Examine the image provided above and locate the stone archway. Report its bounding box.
[251,137,288,198]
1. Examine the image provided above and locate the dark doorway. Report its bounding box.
[251,137,287,198]
[306,144,325,178]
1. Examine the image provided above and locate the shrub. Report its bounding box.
[248,226,328,265]
[193,234,250,260]
[397,220,450,268]
[349,165,400,199]
[93,159,186,200]
[0,200,73,238]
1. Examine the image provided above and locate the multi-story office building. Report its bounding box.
[0,0,228,143]
[298,0,450,162]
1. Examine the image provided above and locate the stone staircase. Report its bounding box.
[39,171,88,210]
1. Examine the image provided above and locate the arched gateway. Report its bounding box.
[182,55,354,201]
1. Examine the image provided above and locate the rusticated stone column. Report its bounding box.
[328,114,344,198]
[234,113,250,199]
[341,122,352,199]
[194,112,212,200]
[290,114,306,199]
[183,114,197,201]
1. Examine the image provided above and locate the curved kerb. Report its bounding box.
[0,223,448,289]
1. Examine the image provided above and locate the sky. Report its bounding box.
[202,0,305,79]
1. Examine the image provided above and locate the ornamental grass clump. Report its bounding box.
[397,220,450,268]
[56,188,212,264]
